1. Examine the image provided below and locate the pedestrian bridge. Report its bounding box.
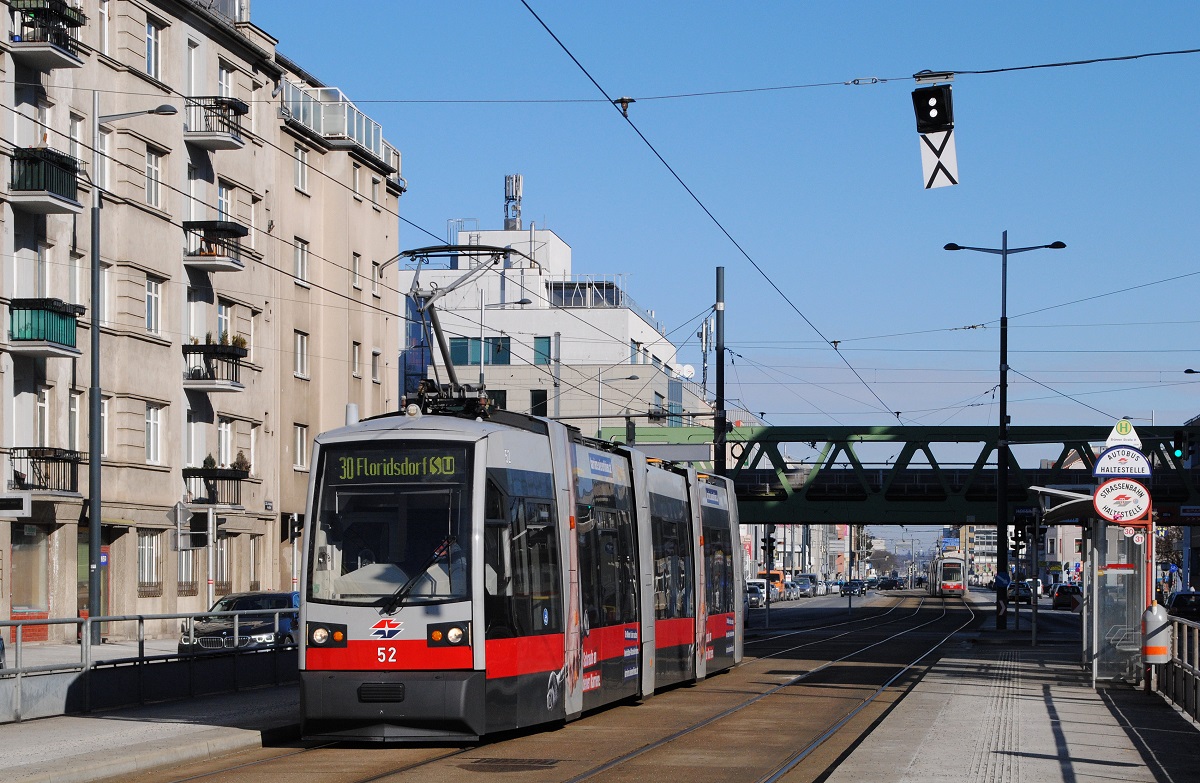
[619,425,1200,526]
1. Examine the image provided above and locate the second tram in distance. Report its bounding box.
[926,551,967,597]
[299,407,744,741]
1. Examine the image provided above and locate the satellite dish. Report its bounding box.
[680,364,696,379]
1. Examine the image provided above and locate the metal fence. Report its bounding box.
[1156,616,1200,721]
[0,609,297,723]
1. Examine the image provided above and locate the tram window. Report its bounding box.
[484,485,561,638]
[578,505,639,627]
[702,506,734,614]
[650,493,694,621]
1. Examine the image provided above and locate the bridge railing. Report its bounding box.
[1156,616,1200,720]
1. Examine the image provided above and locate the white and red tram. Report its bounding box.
[299,408,743,741]
[926,551,967,598]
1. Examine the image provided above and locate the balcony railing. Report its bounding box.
[183,468,248,506]
[546,275,666,334]
[8,298,85,357]
[182,343,249,392]
[9,447,82,493]
[182,220,249,272]
[9,0,86,68]
[184,96,249,150]
[281,81,384,161]
[10,147,81,212]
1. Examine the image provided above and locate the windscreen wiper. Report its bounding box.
[380,536,456,616]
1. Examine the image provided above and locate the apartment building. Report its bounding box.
[0,0,402,640]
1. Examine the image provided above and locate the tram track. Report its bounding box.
[119,593,977,783]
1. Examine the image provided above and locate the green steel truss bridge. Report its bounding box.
[612,425,1200,527]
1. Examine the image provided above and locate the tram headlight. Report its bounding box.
[311,627,330,644]
[446,626,464,645]
[427,621,470,647]
[307,621,347,647]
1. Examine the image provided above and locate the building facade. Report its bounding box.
[1,0,402,640]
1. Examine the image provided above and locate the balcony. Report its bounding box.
[281,81,388,165]
[8,298,86,358]
[184,96,250,150]
[9,447,82,494]
[8,0,86,70]
[182,343,249,393]
[182,220,249,272]
[183,467,248,506]
[9,147,82,214]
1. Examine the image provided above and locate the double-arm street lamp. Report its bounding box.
[944,231,1066,629]
[88,97,177,642]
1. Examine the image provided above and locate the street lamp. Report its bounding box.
[478,294,531,385]
[597,371,639,438]
[945,230,1065,629]
[88,97,177,643]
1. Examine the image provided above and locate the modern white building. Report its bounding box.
[394,182,716,439]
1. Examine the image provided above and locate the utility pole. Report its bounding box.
[714,267,727,476]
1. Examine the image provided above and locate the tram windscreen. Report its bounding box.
[941,561,963,583]
[308,443,472,606]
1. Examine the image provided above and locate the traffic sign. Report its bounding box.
[1093,446,1152,478]
[1094,478,1151,523]
[1105,420,1142,450]
[918,130,958,189]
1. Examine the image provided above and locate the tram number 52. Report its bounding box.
[377,647,397,663]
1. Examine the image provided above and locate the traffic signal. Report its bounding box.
[188,512,210,549]
[1173,430,1187,460]
[762,536,777,561]
[912,84,954,134]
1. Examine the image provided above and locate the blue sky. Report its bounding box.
[254,1,1199,467]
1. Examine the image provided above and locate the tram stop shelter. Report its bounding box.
[1038,487,1150,687]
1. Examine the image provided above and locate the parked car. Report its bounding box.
[795,577,816,598]
[178,591,299,655]
[1008,582,1033,604]
[746,583,765,608]
[1050,583,1082,610]
[0,635,5,670]
[844,580,866,596]
[1166,591,1200,622]
[783,581,799,600]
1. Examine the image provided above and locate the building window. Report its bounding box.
[217,417,233,467]
[531,389,548,417]
[249,535,261,591]
[371,350,381,383]
[100,397,109,456]
[145,277,162,334]
[352,342,361,377]
[351,253,361,289]
[69,113,83,161]
[178,548,196,595]
[218,63,234,99]
[351,163,361,195]
[185,411,199,467]
[217,180,233,222]
[217,299,232,343]
[485,336,511,366]
[145,20,163,80]
[145,148,163,208]
[214,537,230,590]
[145,403,163,464]
[294,238,309,282]
[450,337,481,366]
[630,340,639,364]
[371,177,381,205]
[12,524,49,611]
[98,0,109,55]
[371,261,380,296]
[294,331,309,378]
[534,336,552,366]
[486,390,507,410]
[294,145,308,191]
[97,129,110,190]
[137,530,162,595]
[294,424,308,469]
[99,262,111,325]
[35,387,49,446]
[69,392,83,451]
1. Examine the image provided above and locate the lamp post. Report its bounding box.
[597,371,639,438]
[88,96,177,643]
[945,231,1065,629]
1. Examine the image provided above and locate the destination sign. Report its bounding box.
[334,453,462,482]
[1093,478,1151,523]
[1093,446,1152,478]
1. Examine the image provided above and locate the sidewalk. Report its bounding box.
[826,592,1200,783]
[0,684,299,783]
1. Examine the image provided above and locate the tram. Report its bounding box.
[926,551,967,597]
[298,403,743,742]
